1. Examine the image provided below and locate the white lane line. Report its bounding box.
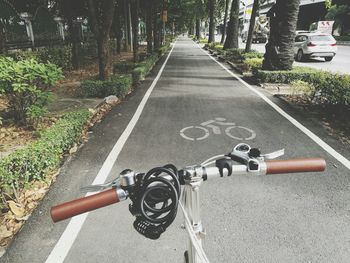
[194,41,350,170]
[45,41,177,263]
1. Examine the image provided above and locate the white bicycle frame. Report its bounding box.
[180,166,249,263]
[182,176,206,263]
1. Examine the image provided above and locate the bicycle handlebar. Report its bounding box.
[51,188,121,222]
[265,158,326,174]
[50,144,326,240]
[51,158,326,223]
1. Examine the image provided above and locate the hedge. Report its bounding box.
[113,61,136,74]
[243,58,263,72]
[334,35,350,42]
[253,67,350,105]
[0,110,91,203]
[80,74,132,98]
[132,53,159,84]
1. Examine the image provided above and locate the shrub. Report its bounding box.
[291,80,316,101]
[6,46,72,70]
[157,43,171,56]
[132,54,159,84]
[0,57,63,124]
[80,74,132,98]
[254,67,350,105]
[36,46,72,70]
[241,50,263,60]
[223,48,263,62]
[0,110,91,203]
[253,67,321,83]
[223,48,245,61]
[243,58,263,71]
[113,61,137,74]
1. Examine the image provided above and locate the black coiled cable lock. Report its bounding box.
[129,164,181,240]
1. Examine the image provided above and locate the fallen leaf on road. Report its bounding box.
[15,215,30,221]
[69,144,78,154]
[7,201,25,218]
[0,225,12,239]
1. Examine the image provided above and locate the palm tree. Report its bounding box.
[262,0,300,70]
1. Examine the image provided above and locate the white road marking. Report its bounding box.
[45,42,177,263]
[195,41,350,170]
[179,117,256,141]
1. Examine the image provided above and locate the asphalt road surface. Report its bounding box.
[1,37,350,263]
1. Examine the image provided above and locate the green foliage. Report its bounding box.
[0,110,91,203]
[36,46,72,70]
[132,53,159,84]
[224,48,263,62]
[334,35,350,41]
[6,46,72,70]
[253,67,350,105]
[198,38,208,44]
[113,61,137,74]
[157,43,171,56]
[253,67,322,83]
[325,0,332,9]
[291,80,316,101]
[80,75,132,98]
[0,57,63,124]
[243,58,263,71]
[241,50,264,60]
[325,4,350,35]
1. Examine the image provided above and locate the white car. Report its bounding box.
[294,32,337,62]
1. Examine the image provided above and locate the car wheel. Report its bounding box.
[325,56,333,62]
[296,49,304,62]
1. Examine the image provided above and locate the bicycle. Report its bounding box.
[179,118,256,141]
[51,143,326,263]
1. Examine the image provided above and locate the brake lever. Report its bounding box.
[261,149,285,160]
[80,177,120,192]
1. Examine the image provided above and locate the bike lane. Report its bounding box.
[3,37,350,263]
[63,37,350,262]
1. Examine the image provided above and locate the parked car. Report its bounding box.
[294,32,337,62]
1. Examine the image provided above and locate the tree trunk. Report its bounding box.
[195,18,201,40]
[220,0,230,44]
[223,0,239,49]
[262,0,300,70]
[208,0,215,43]
[126,0,133,52]
[245,0,259,52]
[114,2,122,54]
[146,0,153,53]
[131,0,139,62]
[68,19,82,69]
[0,19,6,54]
[153,9,160,50]
[123,0,129,51]
[97,37,109,80]
[87,0,116,80]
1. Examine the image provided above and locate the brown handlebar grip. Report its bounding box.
[51,188,119,222]
[265,158,326,174]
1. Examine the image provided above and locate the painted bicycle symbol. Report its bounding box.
[180,117,256,141]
